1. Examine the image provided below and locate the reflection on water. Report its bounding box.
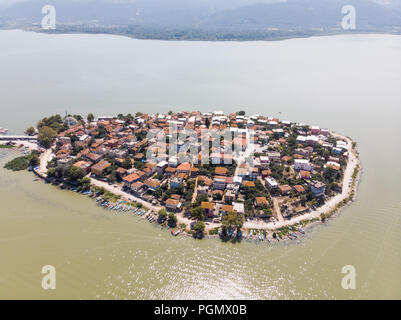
[0,148,400,299]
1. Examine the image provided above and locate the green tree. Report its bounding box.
[37,126,57,148]
[25,126,35,136]
[158,209,167,218]
[87,113,94,122]
[70,166,87,181]
[122,156,132,169]
[37,114,66,133]
[194,193,209,207]
[28,154,40,167]
[47,167,56,177]
[190,206,204,220]
[79,177,91,189]
[222,211,244,232]
[167,213,177,227]
[193,221,205,239]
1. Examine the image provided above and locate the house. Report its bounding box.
[267,151,281,162]
[168,156,179,167]
[166,198,181,212]
[226,183,240,194]
[265,177,278,191]
[296,135,307,144]
[165,166,176,176]
[278,185,292,195]
[215,167,227,176]
[311,126,320,135]
[325,161,340,171]
[307,180,326,197]
[293,185,306,194]
[320,128,330,136]
[144,178,161,192]
[90,160,111,176]
[294,159,313,172]
[122,173,141,188]
[213,176,226,190]
[190,167,199,177]
[57,136,71,146]
[221,205,233,215]
[259,156,269,169]
[233,176,243,185]
[299,170,311,180]
[201,202,215,217]
[170,176,184,189]
[131,181,145,195]
[224,190,236,203]
[156,161,168,174]
[261,169,272,177]
[116,167,127,178]
[306,135,319,146]
[197,185,209,195]
[248,167,258,181]
[176,162,191,174]
[254,197,269,208]
[86,152,103,163]
[237,167,248,178]
[242,180,255,188]
[73,160,91,173]
[273,128,284,137]
[294,148,312,158]
[232,202,245,215]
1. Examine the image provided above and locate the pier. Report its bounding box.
[0,135,38,141]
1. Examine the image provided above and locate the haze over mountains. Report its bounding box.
[1,0,400,40]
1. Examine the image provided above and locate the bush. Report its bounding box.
[4,156,30,171]
[167,213,177,227]
[193,221,205,239]
[38,126,57,148]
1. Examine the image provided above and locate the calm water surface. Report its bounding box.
[0,30,400,299]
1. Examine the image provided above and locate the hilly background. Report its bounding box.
[0,0,400,40]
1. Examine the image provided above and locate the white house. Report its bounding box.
[294,159,313,171]
[232,202,245,215]
[265,177,278,191]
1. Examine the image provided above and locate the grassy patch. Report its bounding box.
[0,145,14,149]
[4,156,30,171]
[209,227,219,235]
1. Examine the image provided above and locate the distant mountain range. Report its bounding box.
[1,0,400,40]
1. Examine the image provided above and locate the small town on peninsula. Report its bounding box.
[1,110,360,242]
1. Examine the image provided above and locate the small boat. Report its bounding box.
[267,235,271,243]
[298,226,305,234]
[171,229,181,236]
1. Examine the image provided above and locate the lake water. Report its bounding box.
[0,30,400,299]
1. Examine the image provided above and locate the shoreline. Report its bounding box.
[1,28,400,43]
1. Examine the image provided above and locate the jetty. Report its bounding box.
[0,135,38,141]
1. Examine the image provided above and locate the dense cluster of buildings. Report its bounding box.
[50,111,349,222]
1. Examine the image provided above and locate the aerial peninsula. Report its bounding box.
[2,110,361,242]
